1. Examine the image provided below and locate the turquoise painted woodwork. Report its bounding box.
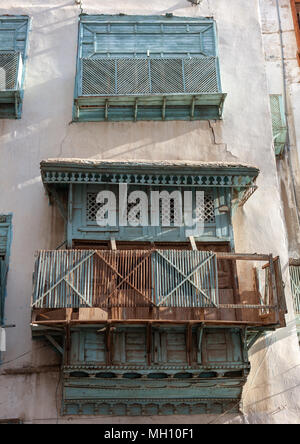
[0,16,30,119]
[61,325,249,415]
[40,159,259,246]
[0,259,7,326]
[0,215,12,326]
[73,15,226,122]
[290,265,300,342]
[270,95,287,156]
[70,184,232,243]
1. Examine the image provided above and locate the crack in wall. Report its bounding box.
[208,120,239,160]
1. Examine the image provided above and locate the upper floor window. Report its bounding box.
[73,15,226,122]
[0,16,30,119]
[270,94,287,157]
[291,0,300,64]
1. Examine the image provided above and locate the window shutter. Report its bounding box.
[75,16,225,121]
[0,259,8,324]
[290,265,300,315]
[0,224,9,256]
[0,16,29,118]
[0,216,12,324]
[270,95,287,156]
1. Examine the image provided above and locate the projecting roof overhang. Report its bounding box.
[40,158,259,206]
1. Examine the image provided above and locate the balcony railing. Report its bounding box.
[75,57,226,121]
[31,249,286,327]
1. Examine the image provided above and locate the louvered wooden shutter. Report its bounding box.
[0,259,7,324]
[79,16,221,98]
[0,224,9,256]
[81,18,217,59]
[0,17,29,90]
[270,95,287,156]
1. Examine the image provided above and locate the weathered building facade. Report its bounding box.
[0,0,299,424]
[259,0,300,343]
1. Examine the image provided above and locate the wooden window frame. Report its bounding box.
[290,0,300,64]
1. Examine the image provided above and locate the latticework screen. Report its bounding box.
[86,191,216,226]
[270,95,287,156]
[0,52,20,90]
[80,57,219,96]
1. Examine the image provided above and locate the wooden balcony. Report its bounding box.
[31,249,287,329]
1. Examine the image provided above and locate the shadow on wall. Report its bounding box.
[249,318,299,356]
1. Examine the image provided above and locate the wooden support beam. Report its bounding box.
[216,253,270,261]
[146,323,152,366]
[45,335,63,355]
[64,324,71,366]
[67,184,73,249]
[262,256,279,270]
[105,99,109,121]
[269,255,280,324]
[162,97,166,121]
[190,96,195,120]
[105,324,113,365]
[31,318,278,326]
[186,323,193,366]
[46,186,67,223]
[134,99,138,122]
[197,324,204,364]
[110,237,117,251]
[189,236,197,251]
[247,331,264,351]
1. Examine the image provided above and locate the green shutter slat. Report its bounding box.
[0,225,9,256]
[0,259,8,324]
[270,95,287,156]
[0,216,12,325]
[0,17,29,55]
[81,17,216,58]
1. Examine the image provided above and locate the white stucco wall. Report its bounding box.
[259,0,300,256]
[0,0,299,424]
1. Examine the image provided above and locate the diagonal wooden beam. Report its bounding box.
[45,335,63,355]
[155,250,217,307]
[95,251,155,306]
[32,251,95,306]
[64,277,93,307]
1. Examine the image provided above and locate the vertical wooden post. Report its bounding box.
[269,255,280,325]
[67,184,73,249]
[147,322,152,365]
